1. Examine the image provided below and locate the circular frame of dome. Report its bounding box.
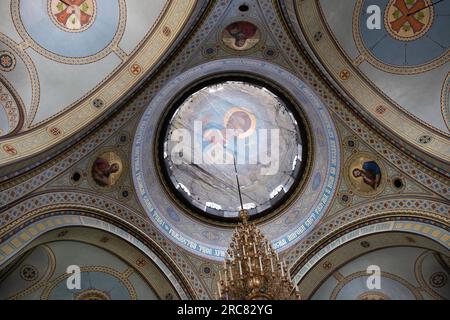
[156,76,310,224]
[132,59,340,260]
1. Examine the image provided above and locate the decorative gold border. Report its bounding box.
[4,226,182,300]
[0,0,197,166]
[40,265,137,300]
[0,33,40,128]
[414,250,448,299]
[291,210,450,278]
[8,245,56,300]
[441,73,450,131]
[0,77,25,136]
[291,212,449,299]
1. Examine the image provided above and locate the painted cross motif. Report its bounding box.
[323,261,333,270]
[48,126,62,137]
[376,105,387,115]
[50,0,96,32]
[130,63,142,75]
[339,69,350,81]
[390,0,426,33]
[2,144,17,156]
[21,266,38,281]
[136,258,147,267]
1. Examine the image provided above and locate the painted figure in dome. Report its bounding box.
[92,156,121,187]
[225,21,258,48]
[352,160,382,190]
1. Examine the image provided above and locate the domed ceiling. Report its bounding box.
[283,0,449,166]
[161,80,305,219]
[0,0,197,165]
[132,59,339,260]
[0,0,448,300]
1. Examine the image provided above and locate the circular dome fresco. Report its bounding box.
[159,80,307,221]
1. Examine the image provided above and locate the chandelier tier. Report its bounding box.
[217,209,301,300]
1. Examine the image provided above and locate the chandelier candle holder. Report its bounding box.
[217,209,301,300]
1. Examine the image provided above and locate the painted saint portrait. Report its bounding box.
[346,154,385,195]
[222,21,260,51]
[224,107,257,139]
[91,152,122,187]
[50,0,96,32]
[200,106,257,166]
[352,161,382,190]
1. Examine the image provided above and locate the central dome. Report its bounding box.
[160,80,307,220]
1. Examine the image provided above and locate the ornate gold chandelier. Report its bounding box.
[217,209,301,300]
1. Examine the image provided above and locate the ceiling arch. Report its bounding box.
[0,0,199,166]
[0,212,195,299]
[0,240,162,300]
[292,217,449,299]
[311,246,449,300]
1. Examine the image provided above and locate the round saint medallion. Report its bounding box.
[221,21,261,51]
[89,151,124,189]
[48,0,97,33]
[384,0,434,41]
[344,153,386,196]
